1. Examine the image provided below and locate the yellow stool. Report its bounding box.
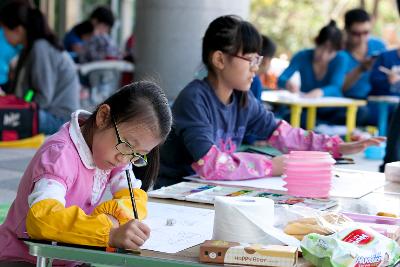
[0,134,45,149]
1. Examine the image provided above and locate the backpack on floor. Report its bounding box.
[0,95,38,141]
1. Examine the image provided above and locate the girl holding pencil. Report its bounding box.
[0,81,172,265]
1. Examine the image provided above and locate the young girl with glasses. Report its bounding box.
[157,15,384,188]
[0,81,172,266]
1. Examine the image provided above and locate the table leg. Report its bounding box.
[377,102,389,136]
[346,105,358,142]
[36,256,52,267]
[290,105,302,128]
[306,107,317,130]
[36,256,47,267]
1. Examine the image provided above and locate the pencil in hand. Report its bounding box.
[125,169,139,220]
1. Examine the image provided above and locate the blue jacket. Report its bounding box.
[370,49,400,96]
[278,49,348,97]
[343,37,386,99]
[0,29,20,85]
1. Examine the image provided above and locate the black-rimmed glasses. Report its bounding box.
[112,118,148,167]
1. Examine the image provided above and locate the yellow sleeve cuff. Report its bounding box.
[27,199,113,247]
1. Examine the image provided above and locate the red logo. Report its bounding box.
[342,229,373,245]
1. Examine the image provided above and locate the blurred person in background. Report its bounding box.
[249,35,276,101]
[0,2,80,134]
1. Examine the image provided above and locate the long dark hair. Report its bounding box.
[314,20,342,51]
[84,81,172,191]
[0,2,63,52]
[202,15,262,108]
[0,2,63,93]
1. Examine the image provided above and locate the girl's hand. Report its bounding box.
[286,81,299,93]
[271,155,286,176]
[109,220,150,249]
[338,137,386,155]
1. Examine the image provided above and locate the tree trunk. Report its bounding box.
[372,0,380,22]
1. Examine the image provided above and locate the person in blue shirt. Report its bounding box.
[368,50,400,126]
[277,20,348,125]
[342,8,386,126]
[342,8,386,99]
[63,6,114,62]
[278,20,347,98]
[0,28,20,90]
[63,20,94,61]
[250,35,276,101]
[370,49,400,96]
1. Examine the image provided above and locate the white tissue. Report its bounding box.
[385,161,400,182]
[212,196,300,247]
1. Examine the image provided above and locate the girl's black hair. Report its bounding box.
[261,35,276,58]
[73,20,94,38]
[0,2,63,52]
[85,81,172,191]
[314,20,342,51]
[90,6,115,28]
[202,15,262,108]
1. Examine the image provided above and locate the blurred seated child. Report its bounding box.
[250,35,276,101]
[63,20,94,62]
[0,2,80,135]
[78,6,122,63]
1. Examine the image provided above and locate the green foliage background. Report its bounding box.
[250,0,399,57]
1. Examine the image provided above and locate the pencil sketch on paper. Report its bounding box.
[141,202,214,253]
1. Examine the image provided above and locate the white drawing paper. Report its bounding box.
[141,202,214,253]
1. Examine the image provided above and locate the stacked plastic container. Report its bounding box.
[283,151,335,198]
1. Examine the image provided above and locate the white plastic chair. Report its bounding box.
[76,60,135,110]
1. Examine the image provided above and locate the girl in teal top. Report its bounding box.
[0,28,20,87]
[278,20,347,98]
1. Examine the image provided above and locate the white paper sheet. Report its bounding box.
[141,202,214,253]
[185,168,386,199]
[185,176,286,191]
[261,91,358,105]
[330,169,386,198]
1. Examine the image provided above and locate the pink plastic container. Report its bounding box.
[283,151,335,198]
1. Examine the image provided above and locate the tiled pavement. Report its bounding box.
[0,148,37,204]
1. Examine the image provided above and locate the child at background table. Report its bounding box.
[0,2,81,135]
[0,81,172,265]
[250,35,276,101]
[157,15,384,188]
[278,20,347,98]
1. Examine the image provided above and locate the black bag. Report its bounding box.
[0,95,38,141]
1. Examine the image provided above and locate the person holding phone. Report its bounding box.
[342,9,386,101]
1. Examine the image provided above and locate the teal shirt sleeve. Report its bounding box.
[320,52,348,97]
[277,51,302,89]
